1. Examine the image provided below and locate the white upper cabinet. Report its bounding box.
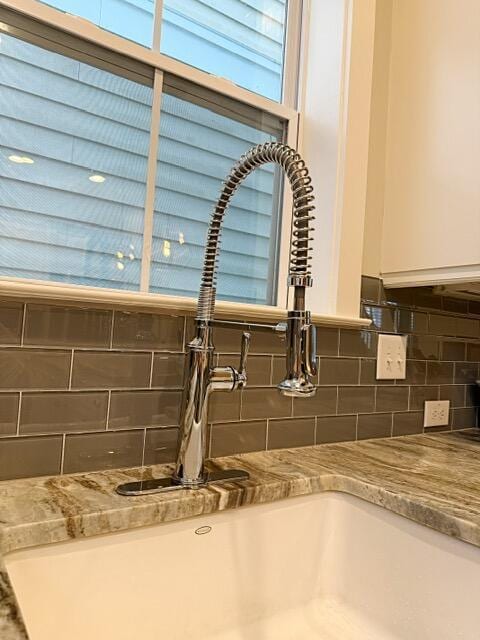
[381,0,480,287]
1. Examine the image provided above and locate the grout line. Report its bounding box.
[148,352,155,388]
[269,355,273,386]
[407,385,411,411]
[60,434,66,474]
[354,414,358,440]
[140,428,147,467]
[15,391,22,436]
[265,418,269,450]
[390,412,394,437]
[182,316,187,352]
[105,390,112,430]
[109,311,115,349]
[68,350,74,390]
[314,415,318,445]
[20,303,27,347]
[335,385,339,414]
[374,385,378,412]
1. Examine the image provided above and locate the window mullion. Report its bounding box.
[140,68,163,293]
[282,0,304,108]
[152,0,164,51]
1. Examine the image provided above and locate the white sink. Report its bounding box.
[5,491,480,639]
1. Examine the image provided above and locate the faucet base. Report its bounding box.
[116,469,250,496]
[277,378,316,397]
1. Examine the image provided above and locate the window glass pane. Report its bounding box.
[0,34,152,290]
[161,0,287,101]
[151,81,284,305]
[39,0,155,47]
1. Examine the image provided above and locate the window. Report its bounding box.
[152,79,284,304]
[38,0,289,101]
[40,0,156,47]
[0,2,300,308]
[0,33,152,290]
[161,0,287,100]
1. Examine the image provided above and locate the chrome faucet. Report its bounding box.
[117,142,316,496]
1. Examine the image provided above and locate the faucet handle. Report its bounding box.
[234,331,251,389]
[302,323,318,377]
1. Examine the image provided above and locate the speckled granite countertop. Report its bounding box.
[2,429,480,639]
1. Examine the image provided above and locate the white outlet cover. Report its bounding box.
[376,334,407,380]
[424,400,450,428]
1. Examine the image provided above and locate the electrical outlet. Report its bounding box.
[376,334,407,380]
[424,400,450,428]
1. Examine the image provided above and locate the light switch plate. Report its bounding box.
[376,334,407,380]
[424,400,450,428]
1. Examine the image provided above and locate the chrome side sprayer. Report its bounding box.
[117,142,317,496]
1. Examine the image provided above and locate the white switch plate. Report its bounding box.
[424,400,450,428]
[376,334,407,380]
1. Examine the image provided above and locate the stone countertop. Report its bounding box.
[2,429,480,639]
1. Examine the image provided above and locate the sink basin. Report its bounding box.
[5,491,480,639]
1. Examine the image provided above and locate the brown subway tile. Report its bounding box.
[112,311,184,350]
[408,336,439,360]
[213,326,284,355]
[209,390,241,422]
[63,429,144,473]
[429,314,456,337]
[456,317,479,339]
[392,411,424,436]
[109,390,181,429]
[376,386,409,412]
[397,309,428,334]
[362,305,395,332]
[360,276,380,304]
[412,289,442,310]
[451,407,477,429]
[0,302,23,344]
[0,435,62,480]
[338,386,375,414]
[316,415,356,444]
[466,342,480,362]
[384,288,415,307]
[267,417,315,450]
[469,300,480,316]
[24,304,111,348]
[442,297,469,314]
[293,386,337,417]
[271,357,286,385]
[211,420,267,457]
[465,384,479,408]
[409,386,439,411]
[72,351,151,389]
[219,354,271,386]
[359,359,393,385]
[440,385,465,408]
[316,327,339,356]
[144,427,178,465]
[339,330,377,358]
[442,339,466,361]
[426,361,454,384]
[454,362,479,384]
[404,360,427,385]
[151,353,184,387]
[319,358,359,385]
[0,393,19,436]
[357,413,392,440]
[19,391,108,435]
[0,349,71,390]
[242,387,291,420]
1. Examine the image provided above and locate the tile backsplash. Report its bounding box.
[0,278,479,480]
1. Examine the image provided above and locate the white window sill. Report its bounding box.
[0,278,371,329]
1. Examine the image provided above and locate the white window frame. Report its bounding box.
[0,0,373,328]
